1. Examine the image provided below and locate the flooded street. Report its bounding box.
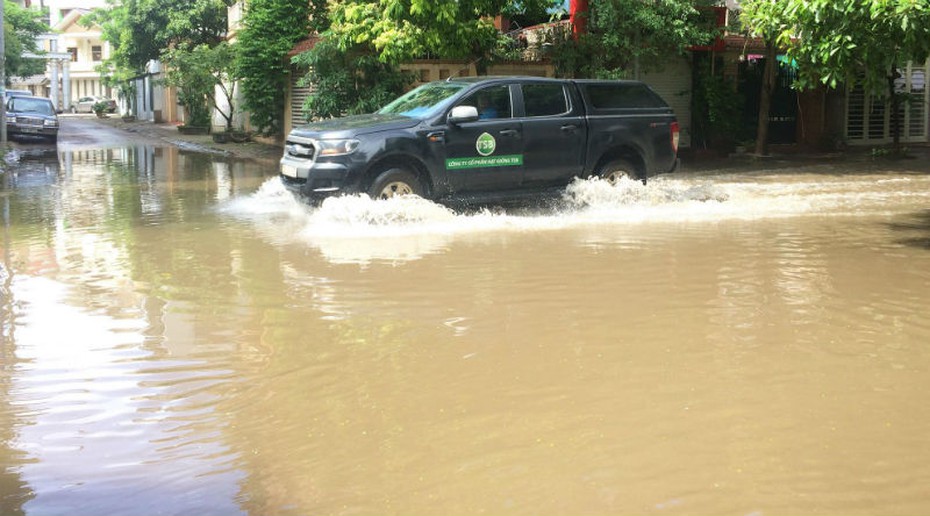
[2,135,930,515]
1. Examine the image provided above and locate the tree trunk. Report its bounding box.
[754,38,777,156]
[888,62,901,152]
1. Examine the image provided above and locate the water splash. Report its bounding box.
[221,176,729,263]
[220,172,930,263]
[309,193,459,230]
[228,176,734,230]
[563,176,729,210]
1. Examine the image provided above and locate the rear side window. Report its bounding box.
[522,83,569,117]
[585,84,667,109]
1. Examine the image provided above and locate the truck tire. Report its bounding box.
[367,168,424,200]
[598,159,641,185]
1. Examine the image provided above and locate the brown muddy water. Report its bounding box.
[1,143,930,516]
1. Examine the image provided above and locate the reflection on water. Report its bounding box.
[2,146,930,515]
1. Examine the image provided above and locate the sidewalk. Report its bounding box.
[679,142,930,174]
[93,115,284,164]
[92,114,930,173]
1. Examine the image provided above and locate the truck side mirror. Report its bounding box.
[448,105,479,125]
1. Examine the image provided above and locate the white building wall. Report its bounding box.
[131,61,170,123]
[640,56,694,149]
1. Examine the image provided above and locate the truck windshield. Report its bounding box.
[378,82,466,118]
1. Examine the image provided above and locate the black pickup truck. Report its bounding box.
[280,76,679,203]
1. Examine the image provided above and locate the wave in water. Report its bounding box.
[219,173,929,263]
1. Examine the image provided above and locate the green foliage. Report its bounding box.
[163,45,214,127]
[292,39,414,120]
[163,42,240,129]
[235,0,316,136]
[740,0,930,95]
[83,3,137,91]
[3,1,50,81]
[295,0,557,118]
[742,0,930,149]
[325,0,559,65]
[85,0,230,75]
[692,60,744,150]
[551,0,714,78]
[164,0,233,49]
[92,100,110,116]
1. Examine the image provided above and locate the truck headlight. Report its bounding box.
[317,139,360,157]
[7,116,16,124]
[44,119,59,127]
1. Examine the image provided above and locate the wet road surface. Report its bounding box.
[2,117,930,515]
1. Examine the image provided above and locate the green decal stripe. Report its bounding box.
[446,155,524,170]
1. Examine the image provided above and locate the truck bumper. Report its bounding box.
[279,155,363,200]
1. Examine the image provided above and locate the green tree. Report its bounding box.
[4,1,49,82]
[692,59,744,151]
[85,0,231,117]
[741,0,930,149]
[163,42,240,129]
[86,0,230,73]
[83,1,138,98]
[325,0,558,66]
[737,0,787,156]
[292,39,413,120]
[235,0,321,136]
[295,0,558,120]
[552,0,714,79]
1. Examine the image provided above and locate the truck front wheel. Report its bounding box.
[598,159,641,185]
[367,168,424,200]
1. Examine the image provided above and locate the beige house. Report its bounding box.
[10,1,113,111]
[50,8,114,109]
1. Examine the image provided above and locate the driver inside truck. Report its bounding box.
[477,94,498,120]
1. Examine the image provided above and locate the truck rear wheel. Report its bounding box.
[598,159,641,185]
[368,168,424,200]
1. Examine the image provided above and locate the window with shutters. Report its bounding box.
[846,60,929,144]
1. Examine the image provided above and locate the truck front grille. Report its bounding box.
[285,141,315,159]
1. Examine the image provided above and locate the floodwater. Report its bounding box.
[2,142,930,516]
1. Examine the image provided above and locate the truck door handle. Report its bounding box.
[561,124,579,133]
[427,131,445,143]
[499,129,520,137]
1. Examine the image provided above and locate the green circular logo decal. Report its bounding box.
[476,132,497,157]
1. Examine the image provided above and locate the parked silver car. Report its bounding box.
[4,89,32,100]
[70,96,117,114]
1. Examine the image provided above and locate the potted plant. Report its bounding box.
[92,101,110,118]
